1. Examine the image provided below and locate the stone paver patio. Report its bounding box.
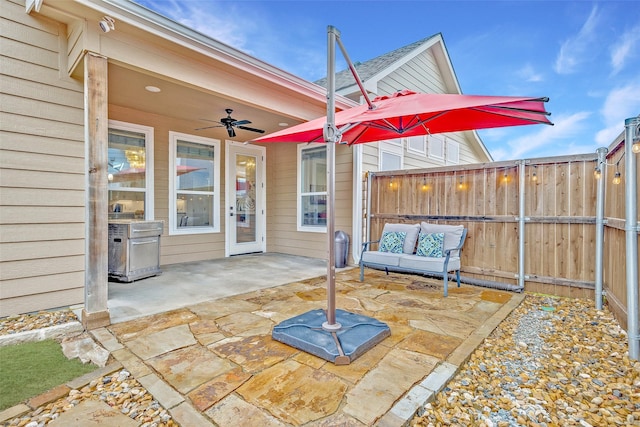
[90,267,522,426]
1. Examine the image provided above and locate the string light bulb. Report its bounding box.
[421,178,428,192]
[457,175,464,190]
[531,166,538,182]
[594,166,602,179]
[633,142,640,154]
[612,171,621,185]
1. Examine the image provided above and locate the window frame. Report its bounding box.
[405,135,427,156]
[107,120,154,220]
[168,131,221,235]
[297,143,327,233]
[379,139,404,171]
[428,134,445,161]
[446,139,460,165]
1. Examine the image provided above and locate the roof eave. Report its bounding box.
[62,0,358,110]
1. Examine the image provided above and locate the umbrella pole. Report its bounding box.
[323,26,340,331]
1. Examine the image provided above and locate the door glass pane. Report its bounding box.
[236,154,257,243]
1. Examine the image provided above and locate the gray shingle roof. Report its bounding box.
[315,34,439,91]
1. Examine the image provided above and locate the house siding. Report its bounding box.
[266,143,353,260]
[1,0,86,316]
[359,48,488,175]
[108,105,228,266]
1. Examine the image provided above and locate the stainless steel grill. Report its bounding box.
[108,220,163,282]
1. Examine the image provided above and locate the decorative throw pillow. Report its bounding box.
[379,231,406,254]
[416,232,445,257]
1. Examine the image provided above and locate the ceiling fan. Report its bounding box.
[196,109,265,138]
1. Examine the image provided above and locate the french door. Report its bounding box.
[226,142,265,255]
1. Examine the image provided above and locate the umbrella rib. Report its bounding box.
[476,104,552,116]
[469,106,553,125]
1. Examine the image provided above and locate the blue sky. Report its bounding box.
[135,0,640,161]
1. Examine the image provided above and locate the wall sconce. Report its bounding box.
[99,16,115,33]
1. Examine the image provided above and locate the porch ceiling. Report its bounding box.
[108,63,307,142]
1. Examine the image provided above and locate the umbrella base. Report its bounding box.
[272,309,390,365]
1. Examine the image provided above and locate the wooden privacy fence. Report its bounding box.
[365,143,639,328]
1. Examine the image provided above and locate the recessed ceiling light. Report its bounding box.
[145,85,161,93]
[278,122,289,127]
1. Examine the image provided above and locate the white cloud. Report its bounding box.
[595,81,640,145]
[554,6,601,75]
[611,25,640,75]
[135,0,252,51]
[492,112,592,160]
[517,64,543,83]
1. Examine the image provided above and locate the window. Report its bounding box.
[428,134,445,161]
[379,139,404,171]
[108,121,154,220]
[446,139,460,164]
[406,135,426,155]
[169,132,220,234]
[298,144,327,232]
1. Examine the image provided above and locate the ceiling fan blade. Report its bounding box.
[236,126,265,134]
[195,124,223,130]
[231,119,251,126]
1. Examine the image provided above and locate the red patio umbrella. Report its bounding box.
[254,26,552,364]
[254,89,552,145]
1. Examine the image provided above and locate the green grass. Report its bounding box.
[0,339,98,411]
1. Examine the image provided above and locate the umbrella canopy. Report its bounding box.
[253,89,552,145]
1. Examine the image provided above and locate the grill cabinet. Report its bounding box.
[108,220,163,282]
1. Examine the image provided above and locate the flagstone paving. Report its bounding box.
[82,268,521,426]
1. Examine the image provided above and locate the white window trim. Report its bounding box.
[405,135,427,156]
[297,143,327,233]
[428,134,445,161]
[168,131,220,235]
[379,140,404,171]
[107,120,154,219]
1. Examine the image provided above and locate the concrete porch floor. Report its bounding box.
[88,253,523,426]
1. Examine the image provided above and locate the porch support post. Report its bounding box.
[83,52,111,329]
[594,147,608,310]
[624,116,639,360]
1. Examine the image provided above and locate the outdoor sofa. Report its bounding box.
[359,222,468,297]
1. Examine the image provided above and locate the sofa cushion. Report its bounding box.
[420,223,464,256]
[416,232,444,257]
[381,223,420,254]
[362,250,401,267]
[398,255,461,272]
[379,231,406,254]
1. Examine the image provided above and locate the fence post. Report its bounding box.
[624,117,639,361]
[517,160,526,289]
[595,147,608,310]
